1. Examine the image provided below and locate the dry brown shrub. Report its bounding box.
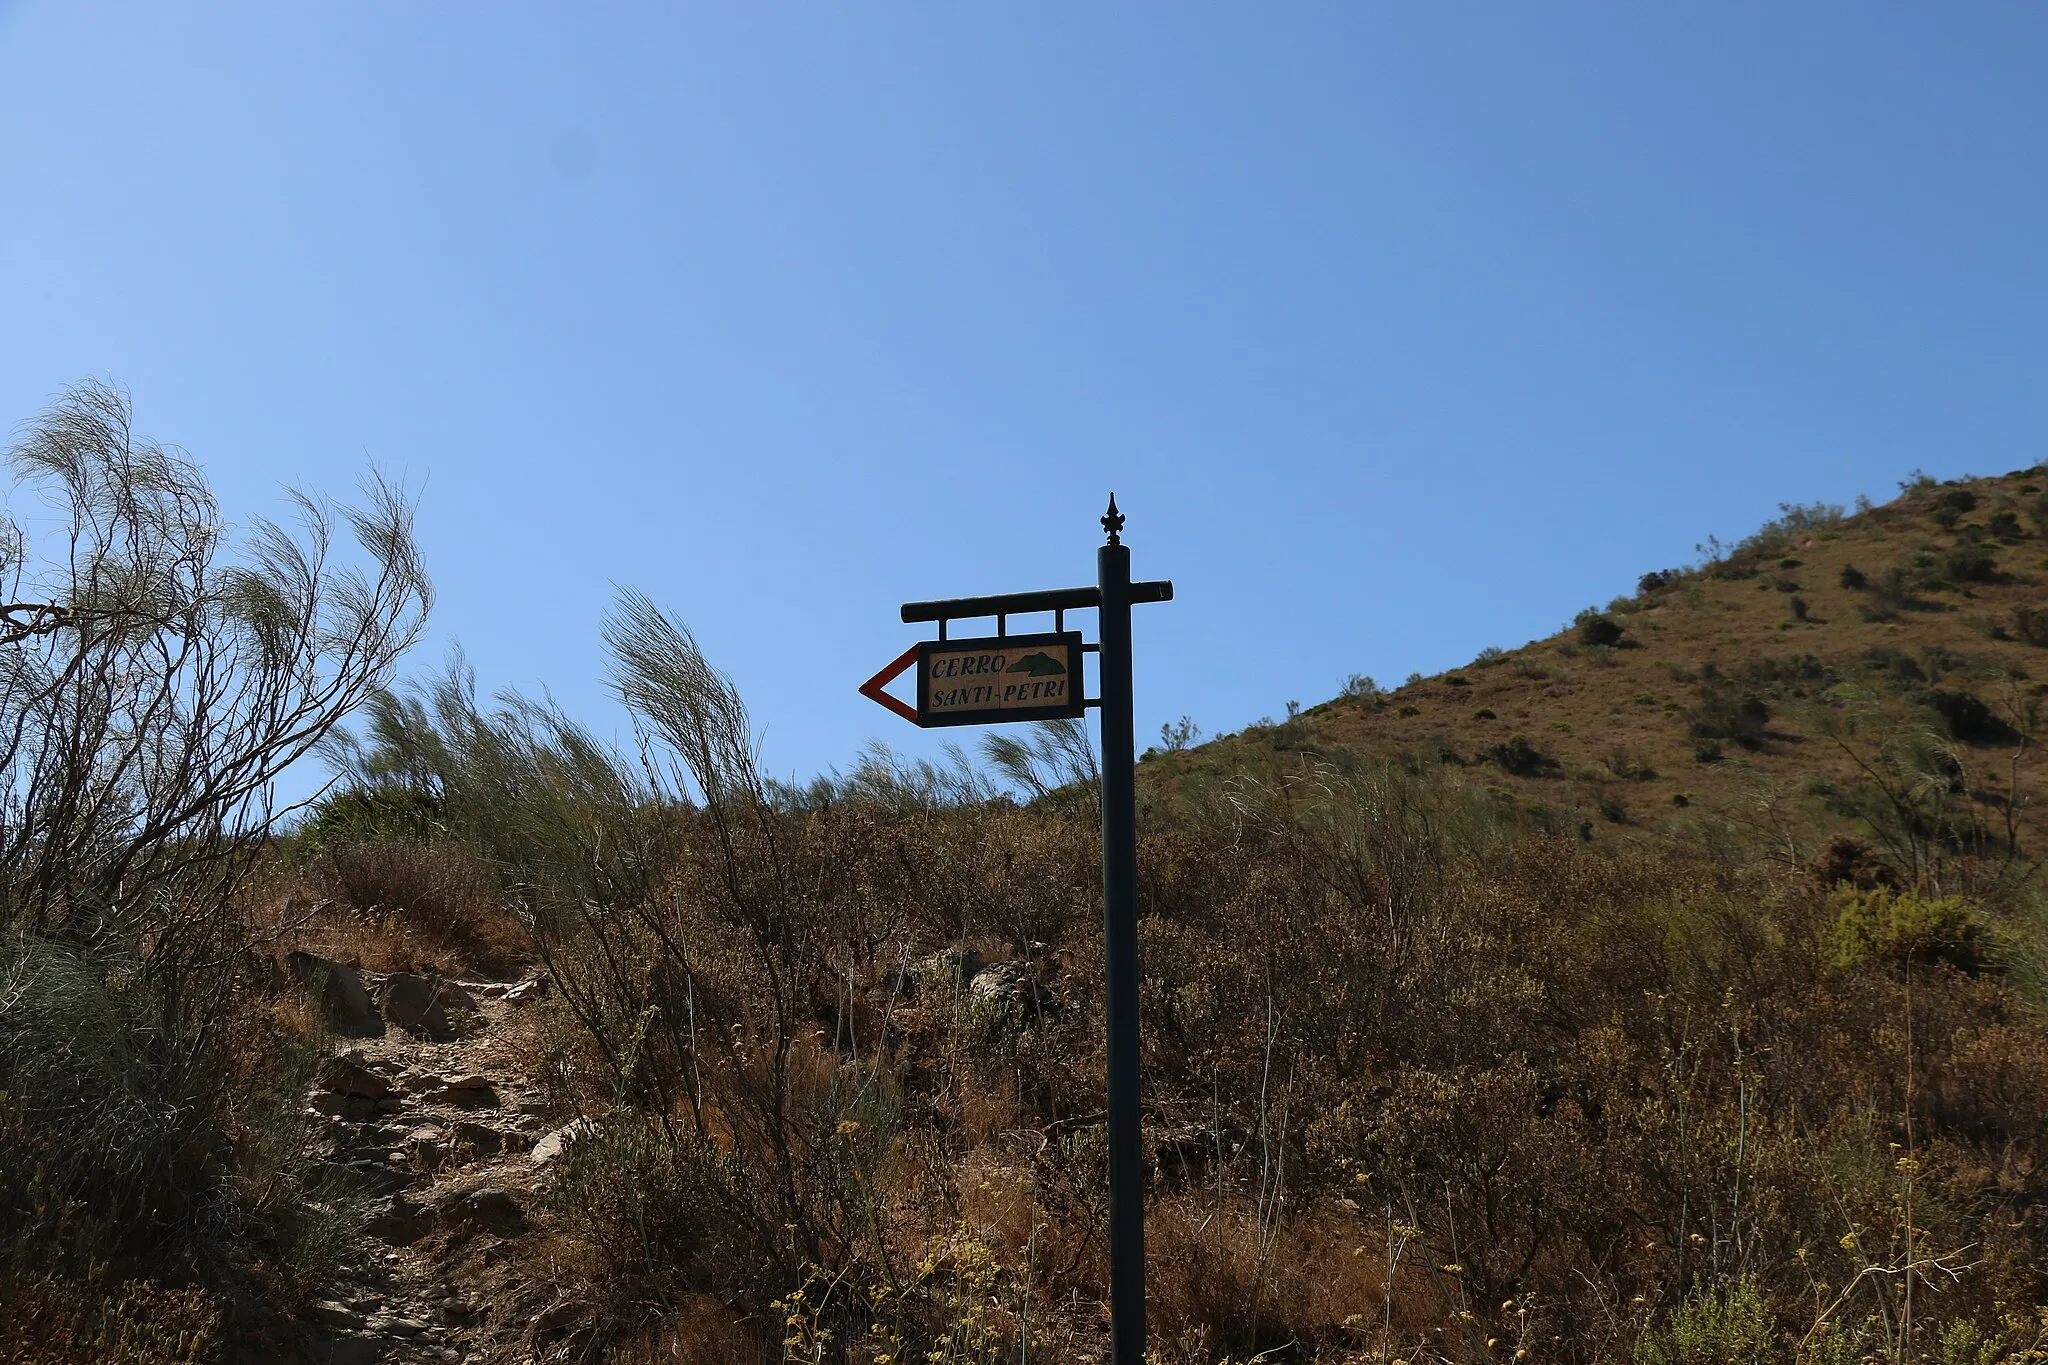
[316,838,528,975]
[0,1272,223,1365]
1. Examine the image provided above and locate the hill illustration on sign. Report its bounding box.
[1007,651,1067,677]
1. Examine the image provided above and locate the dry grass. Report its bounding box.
[256,841,531,977]
[0,1273,223,1365]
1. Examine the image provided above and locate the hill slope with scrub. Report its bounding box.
[1153,467,2048,890]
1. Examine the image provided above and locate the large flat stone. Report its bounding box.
[375,973,476,1041]
[436,1185,530,1238]
[288,952,384,1036]
[320,1049,394,1100]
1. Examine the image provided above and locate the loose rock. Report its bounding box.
[529,1118,594,1167]
[289,952,384,1036]
[308,1299,367,1331]
[321,1050,395,1100]
[436,1186,529,1238]
[453,1121,507,1157]
[363,1194,431,1247]
[505,975,549,1004]
[434,1075,499,1108]
[968,960,1056,1017]
[377,974,476,1041]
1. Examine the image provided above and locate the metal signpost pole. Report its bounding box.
[868,497,1169,1365]
[1096,498,1145,1365]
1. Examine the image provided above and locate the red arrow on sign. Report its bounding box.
[860,644,921,725]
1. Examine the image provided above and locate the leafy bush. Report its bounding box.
[1943,543,2000,584]
[1830,888,1984,972]
[293,785,441,852]
[1603,746,1657,780]
[1688,690,1771,750]
[1924,687,2017,745]
[2012,604,2048,647]
[546,1117,788,1314]
[1480,733,1557,776]
[1576,611,1624,648]
[1633,1277,1775,1365]
[1736,501,1843,559]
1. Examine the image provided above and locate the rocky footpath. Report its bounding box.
[286,957,585,1365]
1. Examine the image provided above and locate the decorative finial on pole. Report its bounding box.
[1102,493,1125,546]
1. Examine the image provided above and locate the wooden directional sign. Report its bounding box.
[918,632,1085,727]
[862,632,1087,728]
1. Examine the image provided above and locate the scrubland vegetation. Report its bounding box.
[5,389,2048,1364]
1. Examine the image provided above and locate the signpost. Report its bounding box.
[862,496,1170,1365]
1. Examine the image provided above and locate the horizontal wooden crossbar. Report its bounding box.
[899,580,1172,625]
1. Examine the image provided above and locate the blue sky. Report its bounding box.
[3,4,2044,785]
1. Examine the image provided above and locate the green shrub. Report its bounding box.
[293,784,441,855]
[546,1117,783,1313]
[1577,611,1625,648]
[1688,690,1771,749]
[1944,543,2000,583]
[1480,733,1557,776]
[1830,888,1984,972]
[2011,605,2048,647]
[1340,673,1382,701]
[1604,747,1657,780]
[0,936,325,1281]
[1633,1276,1775,1365]
[1925,687,2016,745]
[1934,1319,2003,1365]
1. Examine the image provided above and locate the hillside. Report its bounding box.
[1148,466,2048,882]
